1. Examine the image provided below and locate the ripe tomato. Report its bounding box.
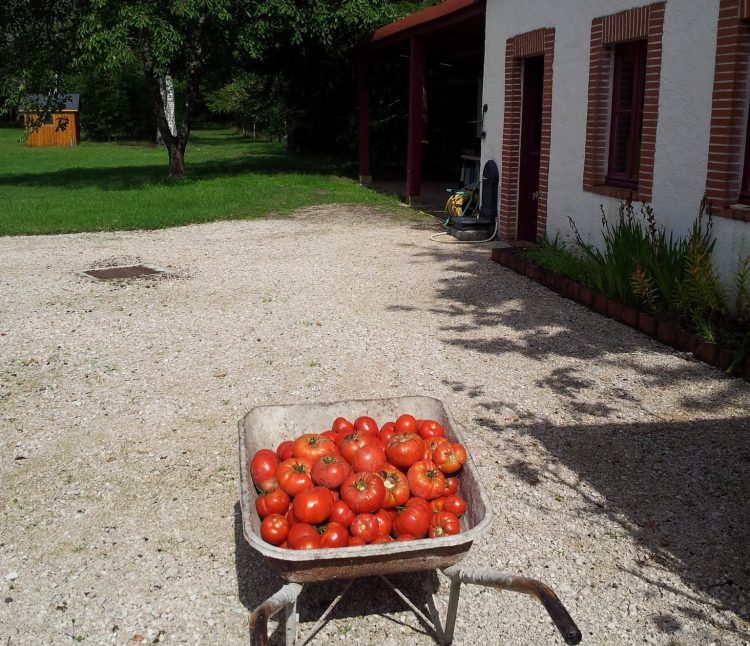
[340,472,386,513]
[354,416,379,434]
[260,514,290,546]
[318,521,349,548]
[311,455,352,489]
[293,434,337,462]
[352,445,387,473]
[422,436,451,461]
[351,513,379,542]
[348,535,366,546]
[276,441,294,461]
[433,442,467,474]
[293,487,334,524]
[418,419,445,440]
[285,506,297,526]
[406,496,433,515]
[407,460,447,500]
[377,465,410,509]
[250,449,278,486]
[330,500,356,528]
[254,475,280,494]
[277,457,314,496]
[395,414,418,434]
[385,433,424,469]
[340,431,382,464]
[321,430,340,445]
[393,504,431,538]
[443,476,459,496]
[255,488,290,519]
[287,523,322,550]
[429,511,461,538]
[332,417,355,444]
[429,497,446,515]
[374,509,394,537]
[379,422,396,444]
[442,495,467,517]
[371,535,393,544]
[395,533,416,542]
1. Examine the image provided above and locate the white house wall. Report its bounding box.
[481,0,750,282]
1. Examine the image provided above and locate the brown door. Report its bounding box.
[517,56,544,242]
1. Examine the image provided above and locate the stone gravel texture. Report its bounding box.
[1,205,749,646]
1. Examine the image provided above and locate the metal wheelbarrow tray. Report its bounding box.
[238,396,582,645]
[238,396,492,583]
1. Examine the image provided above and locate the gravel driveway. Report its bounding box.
[2,205,749,645]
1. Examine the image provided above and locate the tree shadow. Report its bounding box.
[233,503,442,644]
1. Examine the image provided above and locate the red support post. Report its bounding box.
[357,54,371,184]
[406,36,424,202]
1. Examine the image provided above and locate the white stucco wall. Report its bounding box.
[481,0,750,283]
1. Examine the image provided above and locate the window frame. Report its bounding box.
[605,40,647,189]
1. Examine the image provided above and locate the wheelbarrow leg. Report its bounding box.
[249,583,303,646]
[442,576,462,645]
[283,594,299,646]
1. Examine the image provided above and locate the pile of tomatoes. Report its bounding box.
[250,413,469,550]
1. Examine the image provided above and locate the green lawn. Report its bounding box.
[0,127,401,235]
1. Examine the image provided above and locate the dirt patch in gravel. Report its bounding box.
[2,205,749,645]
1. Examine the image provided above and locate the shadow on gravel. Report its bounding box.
[233,503,441,644]
[404,243,750,639]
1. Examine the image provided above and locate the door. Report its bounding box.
[517,56,544,242]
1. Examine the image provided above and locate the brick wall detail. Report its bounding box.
[582,2,665,202]
[499,28,555,241]
[705,0,750,222]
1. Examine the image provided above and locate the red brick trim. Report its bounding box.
[582,3,665,202]
[705,0,750,219]
[499,28,555,241]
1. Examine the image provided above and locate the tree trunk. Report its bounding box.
[156,75,176,144]
[168,144,185,178]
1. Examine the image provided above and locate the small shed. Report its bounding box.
[21,94,80,147]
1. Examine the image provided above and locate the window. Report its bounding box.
[606,41,646,188]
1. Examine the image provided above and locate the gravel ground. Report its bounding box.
[2,205,749,646]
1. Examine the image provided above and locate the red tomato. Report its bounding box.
[385,433,424,469]
[395,414,418,434]
[293,487,334,524]
[395,533,416,542]
[422,436,451,461]
[287,523,321,550]
[443,476,459,496]
[254,475,280,494]
[418,419,445,439]
[260,514,290,545]
[354,416,379,434]
[348,536,366,546]
[430,497,446,515]
[321,430,340,445]
[379,422,396,444]
[332,417,355,441]
[285,506,297,526]
[371,535,393,544]
[255,488,290,519]
[407,460,447,500]
[374,509,394,537]
[293,434,337,462]
[393,504,431,538]
[352,445,387,473]
[319,521,349,548]
[340,472,386,513]
[429,511,461,538]
[277,457,314,496]
[276,441,294,461]
[442,495,467,517]
[250,449,278,486]
[433,442,467,474]
[377,465,410,509]
[330,500,356,528]
[351,513,379,543]
[311,455,352,489]
[340,431,382,464]
[406,496,433,515]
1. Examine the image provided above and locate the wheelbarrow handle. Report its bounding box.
[443,566,582,645]
[249,582,302,646]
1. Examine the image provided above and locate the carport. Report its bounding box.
[358,0,486,205]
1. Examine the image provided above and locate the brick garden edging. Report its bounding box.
[491,247,750,382]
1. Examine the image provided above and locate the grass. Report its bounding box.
[0,126,402,235]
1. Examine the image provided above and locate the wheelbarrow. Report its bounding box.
[238,396,582,645]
